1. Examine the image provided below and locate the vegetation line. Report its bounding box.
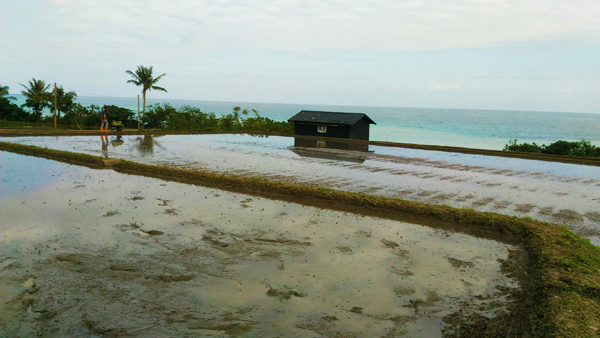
[0,141,599,336]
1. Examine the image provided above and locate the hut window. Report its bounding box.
[317,125,327,133]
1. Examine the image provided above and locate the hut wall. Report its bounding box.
[294,123,350,139]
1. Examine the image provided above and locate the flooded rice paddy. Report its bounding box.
[2,134,599,244]
[0,151,520,336]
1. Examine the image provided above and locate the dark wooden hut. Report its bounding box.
[288,111,376,141]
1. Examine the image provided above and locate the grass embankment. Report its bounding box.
[0,120,74,130]
[1,141,599,336]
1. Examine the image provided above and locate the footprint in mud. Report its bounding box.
[585,212,600,222]
[109,264,139,272]
[415,191,435,198]
[296,314,338,334]
[447,257,475,270]
[381,239,399,249]
[350,307,363,314]
[356,230,372,237]
[103,210,120,217]
[394,286,416,296]
[428,193,459,204]
[156,198,171,206]
[337,246,352,254]
[538,207,554,216]
[117,222,141,231]
[266,286,305,300]
[552,209,584,223]
[492,200,512,210]
[163,208,179,216]
[471,197,495,207]
[151,274,195,282]
[240,198,253,208]
[141,230,164,236]
[514,204,535,213]
[391,266,414,276]
[403,291,441,313]
[455,194,475,202]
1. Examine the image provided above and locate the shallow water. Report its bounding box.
[3,134,600,244]
[0,151,518,336]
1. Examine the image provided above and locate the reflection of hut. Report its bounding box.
[288,111,376,140]
[290,148,367,164]
[290,137,372,163]
[293,137,370,152]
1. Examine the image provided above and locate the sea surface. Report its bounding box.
[10,94,600,150]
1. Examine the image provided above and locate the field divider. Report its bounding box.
[1,140,599,336]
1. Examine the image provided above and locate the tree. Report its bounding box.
[0,84,16,101]
[125,65,167,129]
[20,78,51,120]
[0,97,29,121]
[48,86,77,120]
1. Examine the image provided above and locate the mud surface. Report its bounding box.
[0,151,520,336]
[3,134,599,244]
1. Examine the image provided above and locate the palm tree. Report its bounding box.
[0,84,16,100]
[126,65,167,129]
[20,78,51,119]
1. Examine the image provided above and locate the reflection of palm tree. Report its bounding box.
[134,135,164,156]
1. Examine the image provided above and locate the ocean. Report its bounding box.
[10,94,600,150]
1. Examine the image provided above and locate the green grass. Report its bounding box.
[0,120,90,130]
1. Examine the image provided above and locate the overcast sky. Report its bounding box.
[2,0,600,113]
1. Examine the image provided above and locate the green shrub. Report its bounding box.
[503,139,542,153]
[504,139,600,158]
[0,97,31,121]
[161,105,293,134]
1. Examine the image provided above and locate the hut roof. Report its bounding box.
[288,111,376,125]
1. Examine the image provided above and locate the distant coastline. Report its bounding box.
[7,94,600,150]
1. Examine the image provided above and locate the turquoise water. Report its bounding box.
[10,94,600,150]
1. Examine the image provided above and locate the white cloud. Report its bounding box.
[2,0,599,112]
[32,0,600,56]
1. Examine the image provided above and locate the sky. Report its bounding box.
[1,0,600,113]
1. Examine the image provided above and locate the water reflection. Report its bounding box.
[290,137,372,163]
[100,135,125,158]
[100,135,109,158]
[134,135,164,157]
[111,135,124,147]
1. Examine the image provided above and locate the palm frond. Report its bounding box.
[151,85,167,93]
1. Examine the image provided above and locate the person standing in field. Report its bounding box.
[101,106,109,132]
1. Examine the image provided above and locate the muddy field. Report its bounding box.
[2,134,599,244]
[0,151,521,336]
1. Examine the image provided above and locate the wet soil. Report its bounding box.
[0,151,521,336]
[3,134,599,244]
